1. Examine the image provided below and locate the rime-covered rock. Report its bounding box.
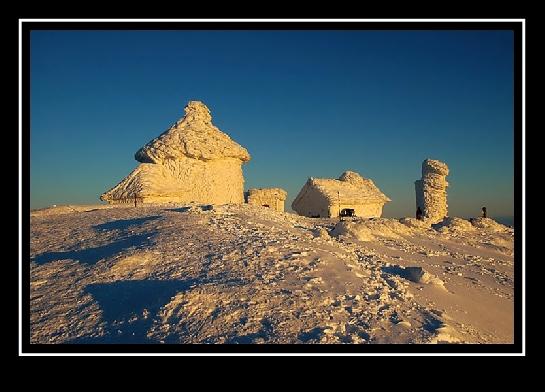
[415,159,449,224]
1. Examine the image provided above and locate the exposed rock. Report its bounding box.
[415,159,449,224]
[101,101,251,205]
[245,188,287,212]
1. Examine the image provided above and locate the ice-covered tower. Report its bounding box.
[415,159,449,223]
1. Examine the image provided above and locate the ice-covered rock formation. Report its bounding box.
[101,101,251,205]
[414,159,449,224]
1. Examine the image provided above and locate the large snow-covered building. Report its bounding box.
[101,101,251,205]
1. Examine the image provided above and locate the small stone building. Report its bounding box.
[101,101,251,205]
[245,188,287,212]
[292,171,391,218]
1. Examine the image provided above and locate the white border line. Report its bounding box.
[20,18,525,356]
[19,18,526,22]
[22,354,525,357]
[18,18,23,357]
[521,20,526,356]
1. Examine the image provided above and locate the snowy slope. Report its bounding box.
[29,204,514,344]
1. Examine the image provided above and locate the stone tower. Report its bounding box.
[415,159,449,223]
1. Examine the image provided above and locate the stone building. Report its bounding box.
[245,188,287,212]
[292,171,391,218]
[101,101,251,204]
[414,159,449,223]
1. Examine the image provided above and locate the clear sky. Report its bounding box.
[30,30,514,221]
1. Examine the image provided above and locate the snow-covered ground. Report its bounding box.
[29,204,514,344]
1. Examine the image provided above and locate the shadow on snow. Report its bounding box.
[32,233,155,266]
[93,216,161,232]
[66,279,198,344]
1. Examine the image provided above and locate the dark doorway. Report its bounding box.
[340,208,356,217]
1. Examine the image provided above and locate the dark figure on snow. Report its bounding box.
[416,206,423,220]
[482,206,487,218]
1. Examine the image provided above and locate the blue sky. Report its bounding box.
[30,30,514,220]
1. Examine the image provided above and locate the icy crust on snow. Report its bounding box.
[433,216,511,233]
[433,217,476,233]
[30,205,514,344]
[331,216,512,239]
[331,219,413,241]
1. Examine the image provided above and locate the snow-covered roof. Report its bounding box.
[247,188,287,200]
[135,101,251,164]
[305,171,391,205]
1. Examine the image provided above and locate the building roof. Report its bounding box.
[135,101,251,164]
[299,171,391,205]
[247,188,287,200]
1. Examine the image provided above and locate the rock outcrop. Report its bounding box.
[415,159,449,224]
[101,101,251,205]
[245,188,287,212]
